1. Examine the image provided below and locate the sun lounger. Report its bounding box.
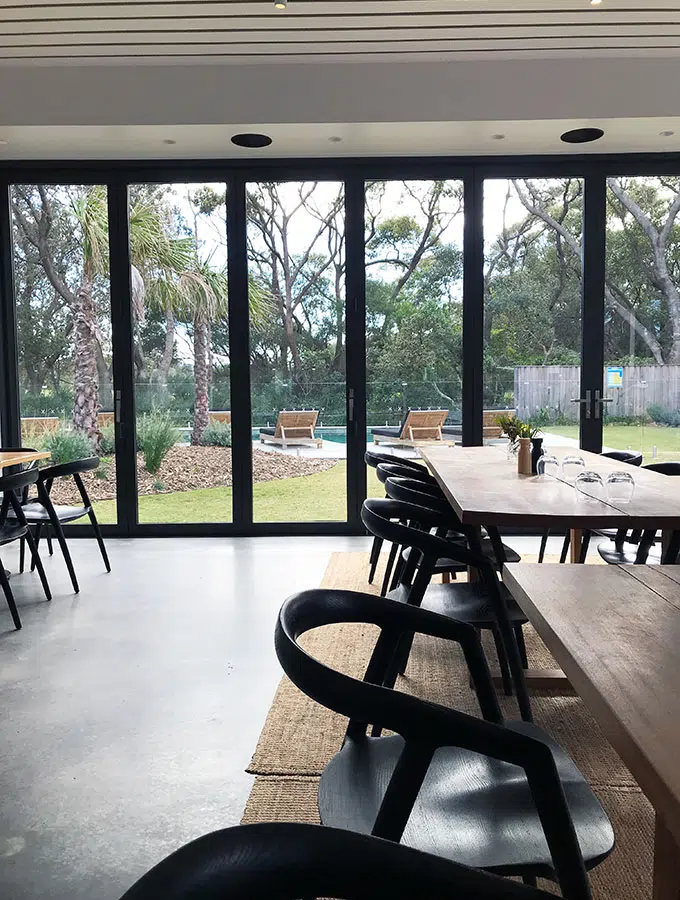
[259,409,323,449]
[371,408,449,446]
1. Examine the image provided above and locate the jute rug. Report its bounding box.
[242,551,653,898]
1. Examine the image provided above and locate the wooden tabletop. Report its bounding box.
[0,449,50,469]
[420,444,680,529]
[503,562,680,846]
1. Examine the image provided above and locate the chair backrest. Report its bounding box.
[384,476,458,523]
[119,822,553,900]
[38,456,100,481]
[274,409,319,438]
[399,409,448,441]
[376,461,437,487]
[644,461,680,476]
[602,450,643,466]
[0,467,39,527]
[364,449,427,474]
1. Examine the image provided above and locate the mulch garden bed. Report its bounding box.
[49,446,340,504]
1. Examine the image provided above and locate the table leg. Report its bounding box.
[653,813,680,900]
[570,528,583,564]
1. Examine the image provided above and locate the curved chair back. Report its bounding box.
[38,456,100,481]
[384,476,460,525]
[376,462,436,487]
[602,450,643,466]
[365,449,427,475]
[120,822,552,900]
[0,467,39,527]
[275,591,590,899]
[644,461,680,476]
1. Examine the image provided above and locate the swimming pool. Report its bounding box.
[252,426,372,444]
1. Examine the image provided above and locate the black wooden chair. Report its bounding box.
[120,822,555,900]
[276,590,614,899]
[594,461,680,566]
[365,450,432,588]
[17,457,110,594]
[0,467,52,629]
[538,449,644,564]
[362,497,532,720]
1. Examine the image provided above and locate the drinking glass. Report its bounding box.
[575,470,605,502]
[561,455,586,483]
[537,454,559,478]
[606,470,635,504]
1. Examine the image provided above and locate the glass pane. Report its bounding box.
[11,184,117,523]
[365,179,464,495]
[247,181,347,523]
[129,183,231,524]
[604,177,680,463]
[483,179,583,451]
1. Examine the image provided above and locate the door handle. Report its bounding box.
[570,390,592,419]
[348,388,355,423]
[115,390,122,424]
[593,390,613,420]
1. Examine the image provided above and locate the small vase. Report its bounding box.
[517,437,532,475]
[530,437,544,475]
[506,438,519,459]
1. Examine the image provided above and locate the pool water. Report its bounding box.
[252,426,374,444]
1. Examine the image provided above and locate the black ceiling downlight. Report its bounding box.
[560,127,605,144]
[231,133,272,149]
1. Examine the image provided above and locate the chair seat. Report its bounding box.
[388,580,528,628]
[18,502,90,524]
[371,427,401,438]
[0,522,27,545]
[319,726,614,877]
[441,424,462,436]
[401,540,521,575]
[597,539,661,566]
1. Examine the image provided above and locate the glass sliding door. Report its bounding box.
[128,183,232,524]
[483,178,584,448]
[247,180,347,523]
[604,176,680,463]
[10,184,118,523]
[365,179,465,495]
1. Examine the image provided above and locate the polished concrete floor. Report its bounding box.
[0,535,368,900]
[0,532,555,899]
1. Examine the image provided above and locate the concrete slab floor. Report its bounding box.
[0,535,368,900]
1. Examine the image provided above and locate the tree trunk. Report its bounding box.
[72,278,102,448]
[283,310,303,385]
[158,303,175,386]
[191,315,210,445]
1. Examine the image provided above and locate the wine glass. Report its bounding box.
[537,454,559,478]
[606,470,635,504]
[575,470,605,502]
[561,455,586,483]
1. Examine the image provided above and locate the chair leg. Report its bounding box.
[87,510,111,572]
[559,532,571,564]
[514,623,529,669]
[578,530,592,564]
[0,561,21,630]
[46,529,53,556]
[30,522,43,572]
[19,537,25,574]
[380,543,399,597]
[48,516,80,593]
[23,530,52,601]
[492,624,513,696]
[368,536,383,584]
[538,529,549,564]
[388,553,405,592]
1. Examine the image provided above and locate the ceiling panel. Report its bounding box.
[1,0,680,63]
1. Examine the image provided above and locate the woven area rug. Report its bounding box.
[242,551,653,898]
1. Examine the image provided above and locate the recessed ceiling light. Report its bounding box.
[660,130,675,137]
[560,127,604,144]
[163,139,177,145]
[231,133,273,149]
[491,133,506,141]
[590,0,602,5]
[274,0,287,8]
[328,136,343,143]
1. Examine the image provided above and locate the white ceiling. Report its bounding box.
[1,0,680,63]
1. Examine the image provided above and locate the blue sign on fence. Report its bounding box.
[607,366,623,388]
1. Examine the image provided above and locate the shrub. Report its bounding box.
[40,426,94,465]
[99,423,116,455]
[199,422,232,448]
[136,412,178,475]
[647,404,680,427]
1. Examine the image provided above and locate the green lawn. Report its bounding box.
[544,423,680,461]
[91,461,383,524]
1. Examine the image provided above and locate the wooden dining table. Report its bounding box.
[0,449,50,469]
[420,444,680,563]
[503,562,680,900]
